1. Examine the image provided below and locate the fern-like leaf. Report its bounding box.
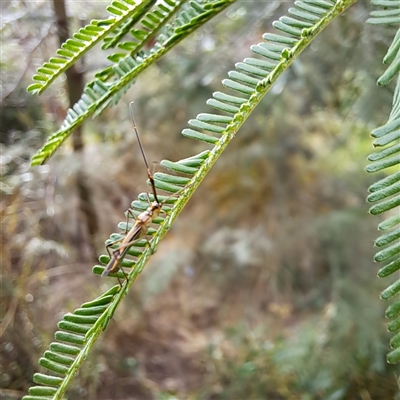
[22,285,121,400]
[27,0,157,95]
[367,0,400,26]
[93,0,188,113]
[31,0,235,166]
[366,77,400,365]
[367,0,400,86]
[102,0,159,49]
[103,0,187,50]
[100,0,210,78]
[366,1,400,85]
[24,0,357,398]
[366,4,400,371]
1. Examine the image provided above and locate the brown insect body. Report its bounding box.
[101,201,162,277]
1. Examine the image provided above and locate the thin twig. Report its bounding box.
[0,297,18,338]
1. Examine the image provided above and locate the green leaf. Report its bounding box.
[31,0,235,165]
[28,0,157,95]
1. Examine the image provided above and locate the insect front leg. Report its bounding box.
[124,208,138,234]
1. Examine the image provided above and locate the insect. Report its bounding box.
[101,102,179,282]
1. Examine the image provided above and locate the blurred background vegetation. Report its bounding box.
[1,1,399,399]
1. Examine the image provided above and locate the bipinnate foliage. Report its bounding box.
[365,0,400,372]
[29,0,234,165]
[23,0,398,398]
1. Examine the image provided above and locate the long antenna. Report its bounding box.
[129,101,159,204]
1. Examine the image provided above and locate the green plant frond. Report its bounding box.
[93,0,190,114]
[21,285,121,400]
[102,0,158,49]
[367,1,400,86]
[24,1,357,397]
[366,75,400,368]
[96,1,210,90]
[367,0,400,26]
[103,0,187,51]
[27,0,157,96]
[379,28,400,85]
[30,0,235,166]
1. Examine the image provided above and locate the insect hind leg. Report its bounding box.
[105,238,128,285]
